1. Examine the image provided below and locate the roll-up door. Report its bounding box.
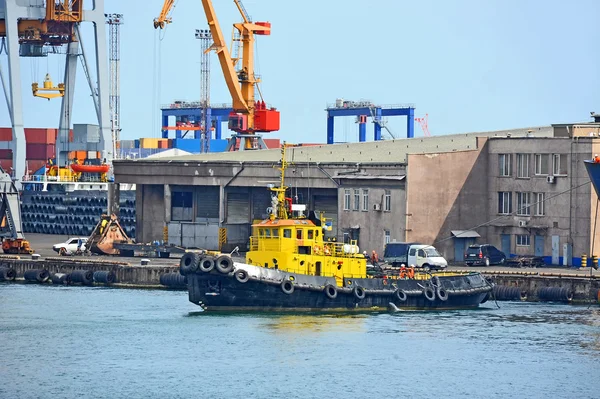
[252,188,272,220]
[196,186,220,221]
[313,195,338,238]
[227,192,250,224]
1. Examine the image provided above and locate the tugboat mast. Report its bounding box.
[270,142,289,221]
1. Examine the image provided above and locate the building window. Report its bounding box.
[552,154,568,175]
[516,154,530,178]
[384,190,391,211]
[384,230,391,245]
[353,189,360,211]
[499,154,511,177]
[498,192,512,214]
[343,189,351,211]
[516,192,531,216]
[535,192,545,216]
[516,234,530,246]
[362,189,369,211]
[535,154,549,175]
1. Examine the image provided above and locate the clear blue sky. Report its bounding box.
[1,0,599,144]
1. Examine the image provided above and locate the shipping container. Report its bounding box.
[158,139,169,149]
[140,138,159,149]
[25,128,56,144]
[134,139,140,149]
[0,128,12,141]
[118,140,135,149]
[26,143,55,160]
[26,160,47,174]
[209,139,228,153]
[171,139,201,153]
[0,149,12,159]
[263,138,281,149]
[0,159,12,171]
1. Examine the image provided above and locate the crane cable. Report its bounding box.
[433,179,592,245]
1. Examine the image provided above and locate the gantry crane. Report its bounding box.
[0,0,112,184]
[154,0,280,151]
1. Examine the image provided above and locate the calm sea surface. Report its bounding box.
[1,284,599,399]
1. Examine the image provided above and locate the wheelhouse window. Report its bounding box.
[296,229,303,239]
[516,234,530,246]
[343,189,351,211]
[272,229,279,237]
[384,190,391,211]
[353,189,360,211]
[362,189,369,211]
[307,230,314,240]
[553,154,568,175]
[499,154,511,177]
[516,154,530,178]
[516,192,531,216]
[535,193,545,216]
[283,229,292,238]
[498,192,512,215]
[535,154,549,175]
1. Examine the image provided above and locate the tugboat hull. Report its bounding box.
[185,263,492,312]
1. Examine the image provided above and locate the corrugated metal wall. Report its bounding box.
[196,186,220,222]
[227,192,249,224]
[252,188,272,220]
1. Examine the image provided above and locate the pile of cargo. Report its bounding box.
[21,191,136,238]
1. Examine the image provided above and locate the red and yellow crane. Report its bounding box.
[154,0,280,149]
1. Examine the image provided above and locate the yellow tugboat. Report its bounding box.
[180,143,493,312]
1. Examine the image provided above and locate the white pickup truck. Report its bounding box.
[52,237,88,256]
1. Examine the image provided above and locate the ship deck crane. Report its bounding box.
[154,0,280,150]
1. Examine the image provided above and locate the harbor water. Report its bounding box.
[1,284,598,399]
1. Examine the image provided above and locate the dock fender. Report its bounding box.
[353,286,366,300]
[324,284,338,299]
[180,252,199,275]
[436,287,449,301]
[235,269,250,283]
[199,256,215,273]
[281,279,294,295]
[424,286,436,301]
[395,289,408,302]
[216,255,234,274]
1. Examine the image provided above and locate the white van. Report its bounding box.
[408,245,447,271]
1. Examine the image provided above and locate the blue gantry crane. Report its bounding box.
[326,99,415,144]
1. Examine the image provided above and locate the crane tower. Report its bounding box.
[195,28,211,153]
[106,13,123,158]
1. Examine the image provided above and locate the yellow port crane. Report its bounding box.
[154,0,280,150]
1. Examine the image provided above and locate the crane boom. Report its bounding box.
[154,0,175,29]
[201,0,249,113]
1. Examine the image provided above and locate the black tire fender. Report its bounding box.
[216,255,234,274]
[395,289,408,302]
[353,286,366,300]
[281,279,294,295]
[235,269,250,283]
[199,256,215,273]
[324,284,337,299]
[424,287,436,301]
[179,252,199,275]
[437,287,449,301]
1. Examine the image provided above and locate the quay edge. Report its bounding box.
[0,257,599,303]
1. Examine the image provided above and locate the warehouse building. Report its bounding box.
[114,117,600,265]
